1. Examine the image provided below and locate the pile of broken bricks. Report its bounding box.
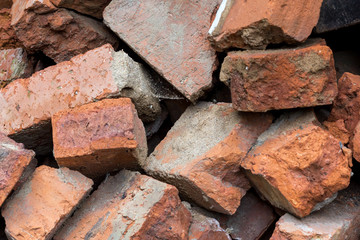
[1,0,360,239]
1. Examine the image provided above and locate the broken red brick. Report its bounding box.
[0,48,34,88]
[0,44,160,154]
[271,183,360,240]
[222,191,276,240]
[142,102,272,215]
[241,110,352,218]
[52,98,147,178]
[1,165,93,240]
[208,0,324,50]
[323,119,350,144]
[351,122,360,162]
[326,72,360,139]
[0,133,36,206]
[54,170,191,240]
[0,8,21,49]
[103,0,221,102]
[49,0,111,19]
[221,41,337,112]
[183,202,231,240]
[11,0,118,63]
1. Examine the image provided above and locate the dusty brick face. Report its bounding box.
[241,110,352,218]
[11,0,118,63]
[271,183,360,240]
[54,170,191,240]
[103,0,221,102]
[142,102,272,215]
[0,48,34,88]
[0,133,36,206]
[49,0,111,19]
[0,8,21,50]
[208,0,323,50]
[1,165,93,240]
[52,98,147,178]
[0,44,160,154]
[221,41,337,112]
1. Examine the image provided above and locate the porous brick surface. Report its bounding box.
[103,0,221,102]
[208,0,324,50]
[221,41,337,112]
[52,98,147,178]
[54,170,191,240]
[142,102,272,214]
[1,166,93,240]
[241,110,352,218]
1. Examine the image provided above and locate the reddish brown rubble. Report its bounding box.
[0,44,160,154]
[0,8,21,49]
[103,0,221,102]
[271,183,360,240]
[0,48,34,88]
[241,110,352,218]
[0,133,36,206]
[1,165,93,240]
[208,0,324,50]
[183,202,231,240]
[49,0,111,19]
[54,170,191,240]
[142,102,272,215]
[221,40,337,112]
[52,98,147,178]
[11,0,118,63]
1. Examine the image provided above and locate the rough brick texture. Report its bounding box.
[54,170,191,240]
[52,98,147,178]
[0,48,33,88]
[0,133,36,206]
[221,41,337,112]
[271,183,360,240]
[0,8,21,49]
[0,44,160,154]
[11,0,118,63]
[50,0,111,19]
[241,110,352,218]
[103,0,221,102]
[142,102,272,214]
[208,0,323,50]
[1,166,93,240]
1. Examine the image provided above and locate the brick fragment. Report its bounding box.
[0,8,21,49]
[50,0,111,19]
[183,202,231,240]
[221,41,337,112]
[271,183,360,240]
[54,170,191,240]
[52,98,147,178]
[208,0,323,50]
[103,0,221,102]
[0,48,33,88]
[223,191,276,240]
[1,166,93,240]
[241,110,352,217]
[142,102,272,214]
[0,133,36,206]
[0,44,160,154]
[11,0,118,63]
